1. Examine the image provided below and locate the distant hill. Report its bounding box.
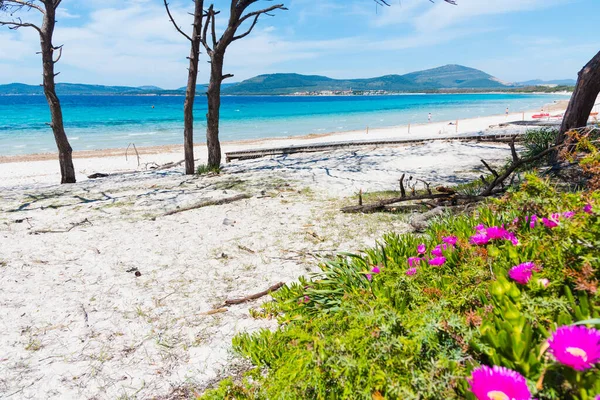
[0,65,574,95]
[0,83,171,96]
[223,65,510,95]
[517,79,577,86]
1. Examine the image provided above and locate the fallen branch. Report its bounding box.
[199,308,228,316]
[158,193,252,218]
[480,142,563,196]
[341,191,502,214]
[29,218,92,234]
[399,174,406,198]
[125,143,141,167]
[223,282,285,306]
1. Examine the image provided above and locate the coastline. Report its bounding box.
[0,100,568,165]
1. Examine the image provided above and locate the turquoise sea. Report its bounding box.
[0,93,569,156]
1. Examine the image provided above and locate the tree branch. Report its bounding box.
[52,44,63,63]
[0,18,42,33]
[163,0,192,42]
[201,5,213,53]
[5,0,45,13]
[237,3,285,26]
[233,4,286,41]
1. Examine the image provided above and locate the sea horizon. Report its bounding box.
[0,93,570,156]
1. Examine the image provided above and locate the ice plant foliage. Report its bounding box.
[468,365,532,400]
[508,262,535,285]
[548,326,600,371]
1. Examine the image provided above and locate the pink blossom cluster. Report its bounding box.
[469,225,519,246]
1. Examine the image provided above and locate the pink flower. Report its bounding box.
[468,365,532,400]
[406,268,417,276]
[371,265,381,275]
[548,326,600,371]
[537,278,550,288]
[431,244,449,257]
[504,232,519,246]
[428,257,446,266]
[366,274,372,281]
[508,262,535,285]
[442,236,458,246]
[470,232,490,246]
[408,257,421,267]
[475,224,486,232]
[529,214,538,228]
[562,211,575,219]
[486,226,508,240]
[417,244,426,254]
[584,203,593,214]
[542,217,559,228]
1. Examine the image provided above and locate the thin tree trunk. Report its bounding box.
[206,52,224,169]
[40,3,75,183]
[556,51,600,146]
[182,0,203,175]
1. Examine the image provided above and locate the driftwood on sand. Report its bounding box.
[342,136,567,214]
[157,193,252,219]
[223,282,285,306]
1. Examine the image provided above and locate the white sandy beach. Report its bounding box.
[0,107,567,399]
[0,107,566,187]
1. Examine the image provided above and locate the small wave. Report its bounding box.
[128,132,156,137]
[14,144,26,148]
[70,137,80,140]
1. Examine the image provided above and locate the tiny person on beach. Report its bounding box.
[428,113,432,123]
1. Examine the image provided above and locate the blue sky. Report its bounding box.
[0,0,597,88]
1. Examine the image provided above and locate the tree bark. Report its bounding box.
[556,50,600,146]
[182,0,203,175]
[40,1,75,183]
[206,52,224,169]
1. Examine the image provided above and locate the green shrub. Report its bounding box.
[522,128,559,165]
[196,164,221,175]
[201,175,600,400]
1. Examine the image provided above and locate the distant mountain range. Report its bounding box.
[0,65,575,96]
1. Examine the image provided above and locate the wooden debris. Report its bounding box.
[29,218,93,235]
[199,308,228,316]
[87,173,109,179]
[223,282,284,306]
[157,193,252,218]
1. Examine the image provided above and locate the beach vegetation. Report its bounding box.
[196,164,222,175]
[200,143,600,399]
[522,127,559,165]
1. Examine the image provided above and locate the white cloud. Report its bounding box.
[413,0,568,31]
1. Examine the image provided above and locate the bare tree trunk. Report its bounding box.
[182,0,204,175]
[40,3,75,183]
[206,52,224,169]
[556,51,600,146]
